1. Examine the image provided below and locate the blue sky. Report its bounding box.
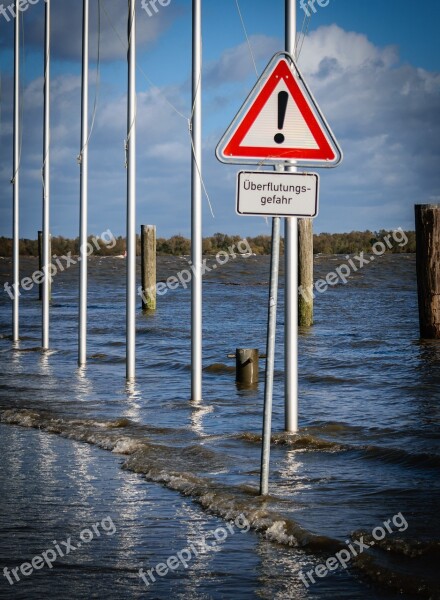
[0,0,439,240]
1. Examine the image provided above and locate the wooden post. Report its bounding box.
[298,218,313,326]
[236,348,259,386]
[141,225,156,311]
[415,204,440,338]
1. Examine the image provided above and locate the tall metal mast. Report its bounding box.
[191,0,203,401]
[126,0,137,380]
[78,0,89,365]
[42,0,51,350]
[12,1,20,342]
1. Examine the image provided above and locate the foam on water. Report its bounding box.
[1,406,439,597]
[1,254,439,599]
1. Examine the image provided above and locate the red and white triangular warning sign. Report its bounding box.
[216,53,342,167]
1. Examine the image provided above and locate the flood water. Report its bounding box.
[0,253,439,599]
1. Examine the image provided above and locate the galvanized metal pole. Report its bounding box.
[78,0,89,366]
[284,0,298,433]
[260,216,281,496]
[126,0,136,380]
[42,0,50,350]
[12,2,20,342]
[191,0,202,401]
[38,230,43,300]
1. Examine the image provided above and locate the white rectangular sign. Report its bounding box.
[236,171,319,217]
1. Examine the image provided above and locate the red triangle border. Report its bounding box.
[223,59,336,161]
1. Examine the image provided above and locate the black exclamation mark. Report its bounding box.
[274,91,288,144]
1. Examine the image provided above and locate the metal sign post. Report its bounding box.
[78,0,89,366]
[233,168,318,496]
[260,216,281,496]
[191,0,202,401]
[284,213,298,432]
[284,0,298,433]
[42,0,51,350]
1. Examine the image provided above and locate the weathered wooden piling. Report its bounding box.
[298,218,313,326]
[236,348,259,386]
[415,204,440,338]
[141,225,156,311]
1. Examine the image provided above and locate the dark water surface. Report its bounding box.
[0,253,439,599]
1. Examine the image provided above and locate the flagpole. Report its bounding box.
[42,0,51,350]
[78,0,89,365]
[191,0,202,401]
[12,1,20,342]
[126,0,136,380]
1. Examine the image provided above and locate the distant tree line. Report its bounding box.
[313,230,416,254]
[0,230,416,257]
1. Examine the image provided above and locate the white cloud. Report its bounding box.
[1,0,183,62]
[297,24,398,74]
[204,25,440,234]
[0,24,439,239]
[204,34,280,86]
